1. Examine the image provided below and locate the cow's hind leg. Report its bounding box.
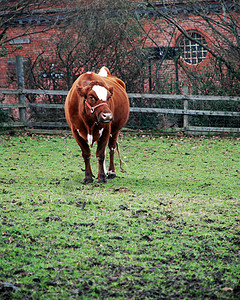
[72,130,93,184]
[107,131,119,179]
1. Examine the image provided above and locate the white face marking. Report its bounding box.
[99,128,104,138]
[87,134,93,146]
[98,67,108,77]
[86,71,92,74]
[92,85,108,101]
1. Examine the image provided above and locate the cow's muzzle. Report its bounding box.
[98,111,113,123]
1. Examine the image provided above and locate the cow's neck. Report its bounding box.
[83,112,95,128]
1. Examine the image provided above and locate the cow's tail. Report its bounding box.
[116,142,127,173]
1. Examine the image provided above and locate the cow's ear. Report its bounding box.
[76,84,89,98]
[109,87,113,96]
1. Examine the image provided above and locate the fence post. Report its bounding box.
[183,86,189,133]
[16,56,26,124]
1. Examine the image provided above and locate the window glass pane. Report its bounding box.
[192,46,197,51]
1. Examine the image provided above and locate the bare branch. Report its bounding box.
[144,0,240,81]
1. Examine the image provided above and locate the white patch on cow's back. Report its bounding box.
[98,67,108,77]
[99,128,104,138]
[92,85,108,101]
[86,71,92,74]
[87,134,93,146]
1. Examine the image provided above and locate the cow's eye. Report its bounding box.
[89,95,95,101]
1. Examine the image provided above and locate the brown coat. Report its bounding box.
[65,67,129,183]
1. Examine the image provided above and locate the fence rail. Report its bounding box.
[1,87,240,134]
[0,56,239,135]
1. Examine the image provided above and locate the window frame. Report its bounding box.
[177,31,209,66]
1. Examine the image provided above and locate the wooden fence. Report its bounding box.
[0,56,240,135]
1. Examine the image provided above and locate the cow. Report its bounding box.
[65,66,129,184]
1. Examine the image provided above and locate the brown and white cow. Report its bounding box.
[65,67,129,183]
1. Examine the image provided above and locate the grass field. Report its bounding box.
[0,132,240,299]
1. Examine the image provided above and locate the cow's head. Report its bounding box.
[76,82,113,124]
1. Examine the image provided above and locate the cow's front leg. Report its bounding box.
[107,131,119,179]
[96,129,110,183]
[72,130,93,184]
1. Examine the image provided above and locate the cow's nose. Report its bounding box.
[102,112,113,120]
[99,111,113,123]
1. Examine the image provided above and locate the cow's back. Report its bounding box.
[101,75,129,134]
[65,74,88,132]
[65,79,80,128]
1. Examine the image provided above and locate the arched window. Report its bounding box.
[178,32,208,65]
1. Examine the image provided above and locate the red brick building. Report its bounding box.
[139,1,240,93]
[0,6,67,89]
[0,0,239,94]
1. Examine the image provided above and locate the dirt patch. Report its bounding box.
[113,187,130,193]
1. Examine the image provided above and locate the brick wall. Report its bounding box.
[0,25,58,88]
[0,2,239,93]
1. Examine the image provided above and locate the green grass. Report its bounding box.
[0,132,240,299]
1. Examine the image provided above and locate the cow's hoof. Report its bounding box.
[107,171,116,179]
[83,177,93,184]
[98,174,107,183]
